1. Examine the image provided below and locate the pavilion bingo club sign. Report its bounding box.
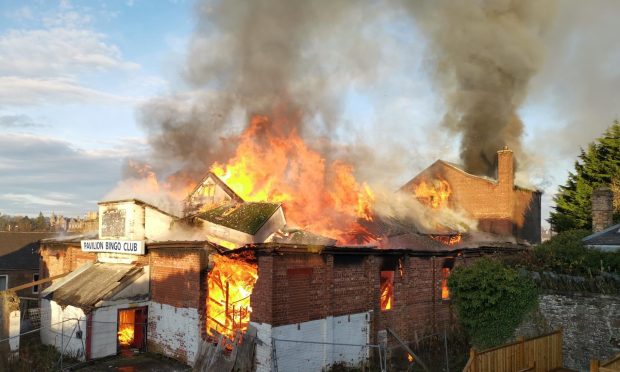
[81,240,145,255]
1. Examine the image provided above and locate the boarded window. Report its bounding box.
[101,209,126,237]
[287,268,312,322]
[380,271,394,310]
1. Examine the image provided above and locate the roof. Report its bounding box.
[41,232,97,245]
[223,241,526,257]
[0,232,57,270]
[266,227,338,246]
[188,172,244,203]
[197,202,281,235]
[97,198,179,218]
[583,223,620,250]
[400,159,541,193]
[45,262,144,311]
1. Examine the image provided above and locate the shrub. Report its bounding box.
[531,229,620,276]
[448,258,538,350]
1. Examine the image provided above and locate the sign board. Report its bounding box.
[81,240,145,255]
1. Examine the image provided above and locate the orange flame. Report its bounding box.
[211,114,374,243]
[207,255,258,339]
[380,271,394,310]
[118,309,135,347]
[414,178,451,209]
[441,267,451,300]
[429,234,462,246]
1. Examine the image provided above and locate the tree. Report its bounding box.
[33,212,47,231]
[549,121,620,232]
[448,258,538,349]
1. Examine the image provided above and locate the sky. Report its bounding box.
[0,0,619,229]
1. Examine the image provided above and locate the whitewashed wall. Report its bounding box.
[148,302,200,365]
[252,311,371,372]
[40,300,87,360]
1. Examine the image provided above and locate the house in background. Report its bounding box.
[0,232,56,298]
[583,187,620,251]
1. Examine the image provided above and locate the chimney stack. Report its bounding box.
[497,146,514,188]
[592,187,613,232]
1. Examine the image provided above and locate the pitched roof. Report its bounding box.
[583,223,620,249]
[400,159,541,193]
[44,262,145,311]
[197,202,280,235]
[0,232,57,270]
[189,172,244,203]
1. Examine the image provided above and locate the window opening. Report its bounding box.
[32,273,40,294]
[441,258,454,300]
[0,275,7,291]
[380,271,394,310]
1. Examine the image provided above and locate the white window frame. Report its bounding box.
[0,275,8,291]
[32,273,40,294]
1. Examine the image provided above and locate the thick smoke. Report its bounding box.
[401,0,555,176]
[139,0,383,179]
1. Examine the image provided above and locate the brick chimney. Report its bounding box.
[592,187,613,232]
[497,146,514,188]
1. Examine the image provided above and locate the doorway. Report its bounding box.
[117,306,147,354]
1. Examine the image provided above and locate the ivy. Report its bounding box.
[448,258,538,350]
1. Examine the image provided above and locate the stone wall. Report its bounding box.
[516,272,620,371]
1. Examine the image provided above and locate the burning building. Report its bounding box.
[400,147,542,244]
[35,147,537,370]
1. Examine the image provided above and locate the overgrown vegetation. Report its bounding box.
[0,335,80,372]
[448,258,538,350]
[505,230,620,276]
[549,120,620,232]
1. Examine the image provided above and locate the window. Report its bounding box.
[441,258,454,300]
[0,275,7,291]
[32,273,40,294]
[380,271,394,310]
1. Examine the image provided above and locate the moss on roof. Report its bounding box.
[198,202,280,235]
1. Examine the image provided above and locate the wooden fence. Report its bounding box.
[463,329,563,372]
[591,353,620,372]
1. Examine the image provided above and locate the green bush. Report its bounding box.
[448,258,538,350]
[531,229,620,276]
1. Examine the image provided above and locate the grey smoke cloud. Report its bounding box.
[400,0,556,177]
[140,0,385,179]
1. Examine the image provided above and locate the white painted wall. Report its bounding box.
[8,310,19,353]
[144,206,174,241]
[40,300,87,360]
[99,200,175,241]
[252,312,371,372]
[149,302,200,365]
[254,207,286,243]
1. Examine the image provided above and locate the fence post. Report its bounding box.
[590,359,600,372]
[518,336,525,368]
[470,348,477,372]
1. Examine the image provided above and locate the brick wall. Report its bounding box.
[401,151,541,244]
[39,244,97,289]
[149,249,205,309]
[251,251,478,345]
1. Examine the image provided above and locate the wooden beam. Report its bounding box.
[6,272,70,292]
[386,327,429,372]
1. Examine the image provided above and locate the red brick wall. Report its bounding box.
[251,252,476,343]
[149,249,204,309]
[39,244,97,289]
[401,154,541,243]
